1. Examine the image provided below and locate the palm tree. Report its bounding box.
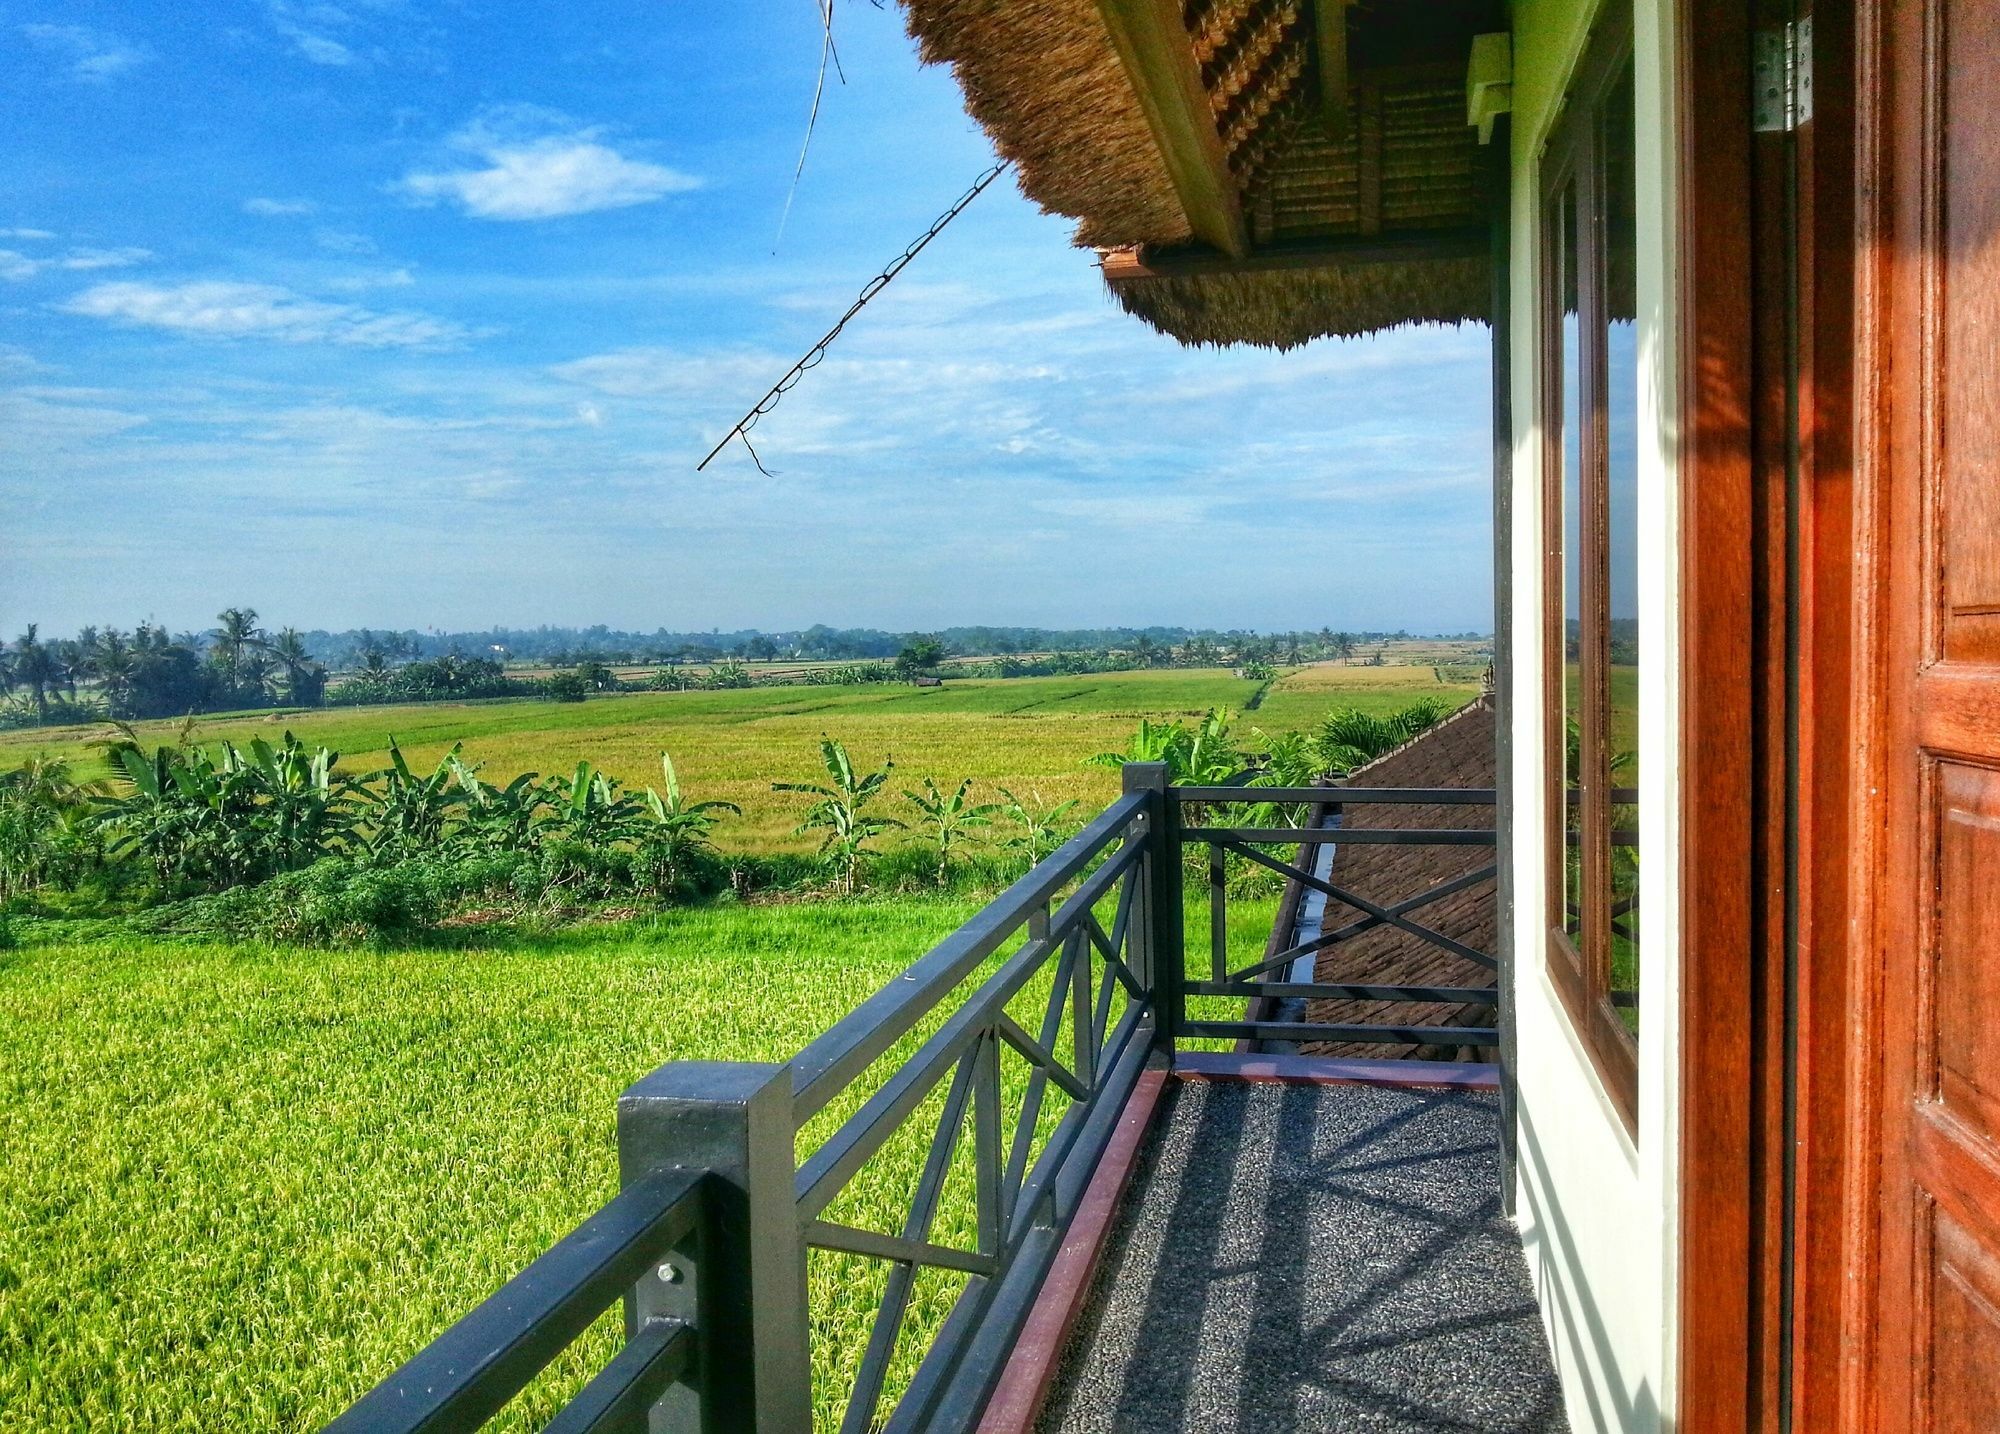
[211,607,262,685]
[267,628,325,706]
[92,629,137,715]
[9,626,58,722]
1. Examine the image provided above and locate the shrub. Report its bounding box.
[544,672,588,703]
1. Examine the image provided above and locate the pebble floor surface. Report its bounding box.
[1037,1078,1569,1433]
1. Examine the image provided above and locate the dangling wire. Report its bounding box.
[698,160,1011,475]
[773,0,846,255]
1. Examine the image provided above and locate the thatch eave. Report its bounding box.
[1101,233,1490,349]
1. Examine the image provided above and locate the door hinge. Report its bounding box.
[1754,17,1814,132]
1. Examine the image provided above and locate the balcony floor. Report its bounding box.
[1036,1076,1567,1433]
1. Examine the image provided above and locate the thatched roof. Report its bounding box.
[900,0,1505,347]
[903,0,1192,248]
[1103,232,1489,348]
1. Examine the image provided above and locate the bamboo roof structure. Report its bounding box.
[901,0,1505,347]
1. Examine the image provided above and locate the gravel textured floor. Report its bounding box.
[1037,1079,1567,1433]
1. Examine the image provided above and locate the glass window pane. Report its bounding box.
[1558,176,1585,945]
[1599,56,1640,1034]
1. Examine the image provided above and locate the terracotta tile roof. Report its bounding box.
[1291,695,1497,1060]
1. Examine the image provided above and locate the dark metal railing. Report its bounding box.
[328,765,1498,1432]
[1169,782,1500,1051]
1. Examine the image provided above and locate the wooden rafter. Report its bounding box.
[1099,227,1488,282]
[1311,0,1352,141]
[1094,0,1250,258]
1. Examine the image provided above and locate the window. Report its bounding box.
[1541,3,1640,1127]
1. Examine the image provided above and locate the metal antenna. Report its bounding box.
[697,161,1011,475]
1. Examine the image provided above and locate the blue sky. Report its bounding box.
[0,1,1493,639]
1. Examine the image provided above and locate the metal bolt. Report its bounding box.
[657,1261,683,1284]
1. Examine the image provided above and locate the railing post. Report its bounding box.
[618,1061,809,1433]
[1123,761,1183,1059]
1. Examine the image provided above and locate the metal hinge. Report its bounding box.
[1753,16,1814,132]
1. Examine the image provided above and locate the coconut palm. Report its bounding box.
[211,607,263,684]
[774,738,901,894]
[267,628,326,706]
[8,626,59,722]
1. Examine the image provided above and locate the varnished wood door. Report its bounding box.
[1867,0,2000,1424]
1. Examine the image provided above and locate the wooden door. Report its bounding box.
[1867,0,2000,1424]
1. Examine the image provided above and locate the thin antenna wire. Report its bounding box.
[773,0,845,254]
[698,160,1011,475]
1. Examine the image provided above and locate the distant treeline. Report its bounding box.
[0,610,1492,728]
[289,622,1484,669]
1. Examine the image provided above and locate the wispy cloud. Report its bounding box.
[314,228,377,254]
[243,197,316,218]
[0,245,151,281]
[397,110,699,221]
[59,280,471,349]
[0,227,57,241]
[19,23,151,81]
[263,1,355,66]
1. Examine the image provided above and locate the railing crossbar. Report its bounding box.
[324,1167,703,1434]
[1214,836,1498,972]
[1184,1018,1499,1046]
[1173,785,1499,804]
[795,930,1051,1219]
[1184,826,1496,846]
[837,1045,981,1434]
[541,1318,693,1434]
[791,794,1146,1124]
[1230,862,1498,982]
[1188,979,1499,1004]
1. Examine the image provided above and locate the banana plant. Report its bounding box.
[236,733,360,872]
[774,738,901,894]
[634,752,739,895]
[451,761,548,853]
[545,761,646,848]
[902,776,1000,886]
[995,787,1080,873]
[365,738,465,857]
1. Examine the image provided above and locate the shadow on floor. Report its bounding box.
[1037,1078,1568,1434]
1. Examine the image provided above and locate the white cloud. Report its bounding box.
[20,23,150,81]
[281,27,352,65]
[244,197,316,218]
[0,245,150,281]
[397,115,699,221]
[59,280,471,349]
[262,1,357,66]
[315,229,377,254]
[61,246,152,271]
[0,227,56,241]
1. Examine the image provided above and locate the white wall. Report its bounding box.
[1504,0,1681,1426]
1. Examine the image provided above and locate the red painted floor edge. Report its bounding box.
[976,1065,1171,1434]
[1174,1049,1501,1089]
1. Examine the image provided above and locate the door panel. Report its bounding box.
[1923,1209,2000,1430]
[1878,0,2000,1423]
[1935,765,2000,1140]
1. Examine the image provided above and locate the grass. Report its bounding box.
[0,903,977,1431]
[0,662,1466,1426]
[0,667,1478,853]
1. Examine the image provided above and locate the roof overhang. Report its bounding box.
[902,0,1507,347]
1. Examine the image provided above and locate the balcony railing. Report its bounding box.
[328,765,1499,1433]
